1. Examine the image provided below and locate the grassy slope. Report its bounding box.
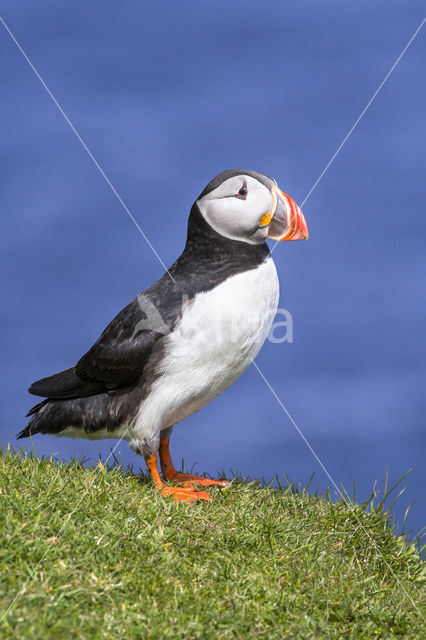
[0,448,424,639]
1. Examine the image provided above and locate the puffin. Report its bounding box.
[18,170,309,503]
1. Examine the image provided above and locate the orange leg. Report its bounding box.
[145,454,213,503]
[159,431,229,488]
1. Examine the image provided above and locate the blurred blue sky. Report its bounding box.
[1,2,425,535]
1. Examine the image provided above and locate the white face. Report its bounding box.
[197,175,274,245]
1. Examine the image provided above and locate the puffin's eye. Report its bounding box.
[236,186,248,200]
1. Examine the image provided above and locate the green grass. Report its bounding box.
[0,447,424,639]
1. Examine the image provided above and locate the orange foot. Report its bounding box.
[145,454,213,504]
[168,473,229,488]
[160,484,213,504]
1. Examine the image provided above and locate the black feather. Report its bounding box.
[28,366,105,399]
[26,398,49,417]
[16,425,34,439]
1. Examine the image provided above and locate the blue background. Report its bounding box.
[1,2,425,537]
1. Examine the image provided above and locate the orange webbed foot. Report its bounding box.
[146,454,214,504]
[159,484,213,503]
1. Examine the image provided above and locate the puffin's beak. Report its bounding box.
[265,186,309,241]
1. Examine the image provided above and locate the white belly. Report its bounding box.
[134,257,279,440]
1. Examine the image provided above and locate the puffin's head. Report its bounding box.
[196,169,309,245]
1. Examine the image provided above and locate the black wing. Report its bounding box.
[29,295,168,399]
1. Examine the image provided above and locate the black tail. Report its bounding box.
[17,399,49,439]
[20,365,108,439]
[19,372,124,440]
[16,424,37,439]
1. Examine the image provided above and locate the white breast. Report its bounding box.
[133,257,279,440]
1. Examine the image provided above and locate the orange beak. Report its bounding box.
[266,187,309,241]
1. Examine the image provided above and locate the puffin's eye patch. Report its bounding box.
[235,186,248,200]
